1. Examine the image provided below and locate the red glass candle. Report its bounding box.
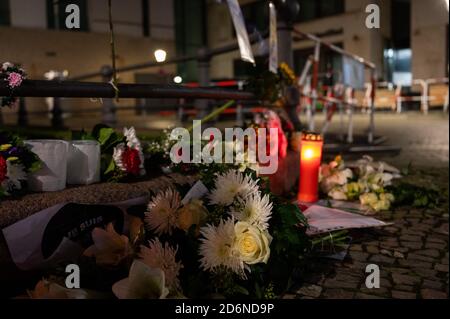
[297,132,323,203]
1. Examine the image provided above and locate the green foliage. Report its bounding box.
[246,70,281,103]
[261,203,309,294]
[387,183,441,208]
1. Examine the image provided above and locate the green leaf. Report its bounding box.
[104,158,116,175]
[91,124,111,139]
[28,160,42,173]
[98,128,115,146]
[233,285,249,296]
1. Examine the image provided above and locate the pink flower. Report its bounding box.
[7,72,23,88]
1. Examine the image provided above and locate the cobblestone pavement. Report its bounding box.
[284,167,449,299]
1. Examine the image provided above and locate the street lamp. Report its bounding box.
[154,49,167,63]
[173,76,183,84]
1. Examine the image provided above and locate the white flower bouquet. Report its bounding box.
[26,167,312,299]
[319,155,401,212]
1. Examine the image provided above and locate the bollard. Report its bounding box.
[51,96,64,128]
[100,65,117,127]
[18,97,28,126]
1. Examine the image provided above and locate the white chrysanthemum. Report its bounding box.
[230,192,272,231]
[199,219,246,277]
[112,143,126,171]
[144,188,181,235]
[2,62,12,71]
[208,170,259,206]
[139,239,183,291]
[123,127,146,175]
[2,161,26,191]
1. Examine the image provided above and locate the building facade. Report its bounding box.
[207,0,449,84]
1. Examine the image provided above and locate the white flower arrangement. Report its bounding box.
[199,171,273,278]
[320,155,400,212]
[142,170,274,280]
[208,170,259,206]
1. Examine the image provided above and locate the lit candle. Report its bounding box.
[298,132,323,203]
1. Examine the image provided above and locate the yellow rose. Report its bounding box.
[234,222,272,265]
[176,199,207,233]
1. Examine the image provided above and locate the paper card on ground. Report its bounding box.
[2,196,148,271]
[298,203,390,236]
[181,181,208,205]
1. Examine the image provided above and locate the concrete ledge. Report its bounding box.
[0,173,196,228]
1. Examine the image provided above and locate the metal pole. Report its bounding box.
[309,42,320,131]
[275,0,301,130]
[17,97,28,126]
[100,65,117,127]
[347,88,354,144]
[277,20,293,67]
[195,47,211,121]
[51,96,64,128]
[368,69,376,144]
[338,100,344,142]
[69,32,268,81]
[421,80,428,114]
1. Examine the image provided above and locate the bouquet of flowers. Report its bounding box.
[1,62,26,108]
[26,166,314,299]
[72,125,146,181]
[0,131,41,198]
[319,155,400,212]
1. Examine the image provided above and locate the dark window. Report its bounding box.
[46,0,89,31]
[142,0,150,37]
[296,0,344,22]
[0,0,10,26]
[391,0,410,49]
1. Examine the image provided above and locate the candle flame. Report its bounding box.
[303,148,314,159]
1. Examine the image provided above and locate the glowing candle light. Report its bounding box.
[298,132,323,203]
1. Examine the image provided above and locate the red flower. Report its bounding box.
[0,156,7,183]
[121,148,141,176]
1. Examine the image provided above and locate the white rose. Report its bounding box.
[234,222,272,265]
[328,187,348,200]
